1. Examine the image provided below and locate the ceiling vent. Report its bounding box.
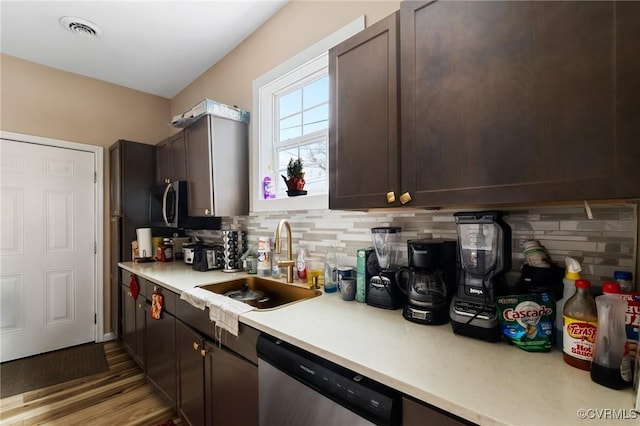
[59,16,102,37]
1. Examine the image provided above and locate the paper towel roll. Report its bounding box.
[136,228,153,258]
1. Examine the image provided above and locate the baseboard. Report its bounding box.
[101,332,116,342]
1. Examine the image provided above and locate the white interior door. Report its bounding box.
[0,139,96,362]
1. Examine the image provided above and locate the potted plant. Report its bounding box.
[281,157,307,195]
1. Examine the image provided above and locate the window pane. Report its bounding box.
[299,140,326,169]
[279,89,301,118]
[303,76,328,109]
[279,113,301,141]
[303,103,328,134]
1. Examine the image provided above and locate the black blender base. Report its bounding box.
[450,319,502,342]
[403,305,449,325]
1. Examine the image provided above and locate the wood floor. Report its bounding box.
[0,341,181,426]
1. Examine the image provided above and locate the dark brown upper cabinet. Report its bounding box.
[184,114,249,217]
[400,0,640,207]
[329,1,640,210]
[156,131,187,185]
[329,11,401,209]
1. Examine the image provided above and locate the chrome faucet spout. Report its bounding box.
[274,219,295,283]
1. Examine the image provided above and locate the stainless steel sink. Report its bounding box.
[198,276,321,310]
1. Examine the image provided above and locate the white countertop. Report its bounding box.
[119,261,637,425]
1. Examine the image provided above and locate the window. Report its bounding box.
[251,16,365,212]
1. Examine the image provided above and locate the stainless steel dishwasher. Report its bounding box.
[257,334,402,426]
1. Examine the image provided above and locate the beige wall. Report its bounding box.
[1,53,171,334]
[1,54,170,146]
[171,0,401,121]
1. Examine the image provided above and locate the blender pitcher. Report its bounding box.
[371,227,401,270]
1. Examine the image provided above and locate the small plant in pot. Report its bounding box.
[281,157,307,196]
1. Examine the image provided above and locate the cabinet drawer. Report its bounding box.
[176,299,258,364]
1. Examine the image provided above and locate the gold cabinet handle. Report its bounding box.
[128,291,132,297]
[200,349,206,357]
[204,208,210,216]
[386,192,396,204]
[399,192,412,205]
[192,342,199,351]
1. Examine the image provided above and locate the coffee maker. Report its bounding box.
[449,211,511,342]
[396,239,457,325]
[367,227,405,310]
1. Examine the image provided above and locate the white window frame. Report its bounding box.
[251,16,365,212]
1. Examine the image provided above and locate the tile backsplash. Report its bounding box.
[189,202,638,290]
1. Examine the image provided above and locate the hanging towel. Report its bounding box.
[180,287,254,337]
[129,275,139,300]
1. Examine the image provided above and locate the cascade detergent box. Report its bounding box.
[356,247,378,303]
[621,292,640,361]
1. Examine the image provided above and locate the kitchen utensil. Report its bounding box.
[367,227,404,309]
[396,239,456,325]
[225,284,270,308]
[339,278,356,301]
[449,211,512,342]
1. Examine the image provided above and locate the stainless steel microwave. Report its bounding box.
[149,181,188,228]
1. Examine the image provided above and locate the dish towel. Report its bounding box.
[180,287,254,337]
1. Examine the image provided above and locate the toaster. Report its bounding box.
[192,244,224,271]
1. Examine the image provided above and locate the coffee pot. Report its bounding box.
[396,239,456,325]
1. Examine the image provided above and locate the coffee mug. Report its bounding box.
[339,278,356,301]
[337,266,353,282]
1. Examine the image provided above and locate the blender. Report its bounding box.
[396,239,457,325]
[367,227,405,310]
[449,211,512,342]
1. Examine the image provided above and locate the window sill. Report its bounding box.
[251,193,327,213]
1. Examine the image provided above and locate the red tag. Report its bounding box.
[151,291,163,320]
[129,275,139,300]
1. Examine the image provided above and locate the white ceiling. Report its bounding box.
[0,1,288,98]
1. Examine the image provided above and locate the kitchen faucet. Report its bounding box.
[274,219,296,283]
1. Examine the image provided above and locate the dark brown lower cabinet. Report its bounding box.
[176,319,259,426]
[176,320,206,426]
[205,340,258,426]
[402,397,471,426]
[121,281,146,370]
[146,307,177,408]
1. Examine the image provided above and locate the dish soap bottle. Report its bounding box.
[591,282,632,389]
[563,279,598,370]
[262,165,276,199]
[555,257,582,350]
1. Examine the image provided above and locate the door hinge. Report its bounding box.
[94,172,97,183]
[94,313,97,324]
[94,242,97,254]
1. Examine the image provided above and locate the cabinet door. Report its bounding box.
[121,285,136,358]
[146,309,177,408]
[170,132,188,182]
[400,1,636,207]
[185,115,213,217]
[121,283,146,369]
[109,142,121,216]
[176,320,206,426]
[329,12,400,210]
[205,342,258,426]
[156,138,171,184]
[402,397,466,426]
[157,132,188,184]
